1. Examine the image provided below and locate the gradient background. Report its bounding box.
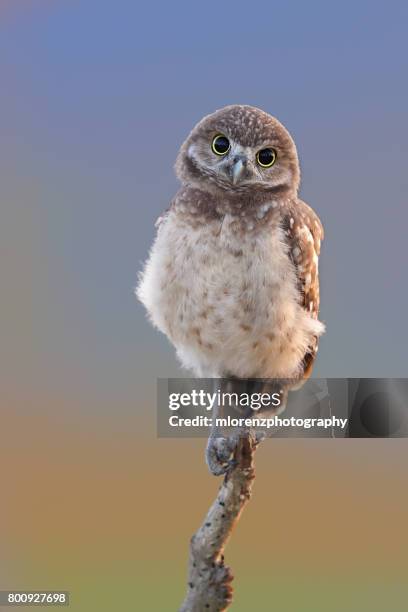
[1,1,408,610]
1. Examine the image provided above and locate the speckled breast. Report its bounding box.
[154,211,302,377]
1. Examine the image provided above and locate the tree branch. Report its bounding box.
[179,431,259,612]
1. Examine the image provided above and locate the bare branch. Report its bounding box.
[179,432,259,612]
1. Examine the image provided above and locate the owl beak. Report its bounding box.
[231,157,246,185]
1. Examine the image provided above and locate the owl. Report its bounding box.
[137,104,324,382]
[137,105,325,473]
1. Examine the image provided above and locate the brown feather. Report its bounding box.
[283,199,324,375]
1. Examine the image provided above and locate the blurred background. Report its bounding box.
[0,1,407,610]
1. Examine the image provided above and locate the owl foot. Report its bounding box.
[205,434,240,476]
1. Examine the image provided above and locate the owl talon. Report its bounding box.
[227,458,238,470]
[206,435,239,476]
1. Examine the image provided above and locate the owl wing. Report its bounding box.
[282,199,324,375]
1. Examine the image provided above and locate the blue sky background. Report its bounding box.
[1,0,407,402]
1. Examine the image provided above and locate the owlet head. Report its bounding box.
[175,105,300,194]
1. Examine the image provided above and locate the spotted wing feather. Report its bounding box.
[283,199,324,375]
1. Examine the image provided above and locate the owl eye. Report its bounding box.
[211,134,230,156]
[256,148,277,168]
